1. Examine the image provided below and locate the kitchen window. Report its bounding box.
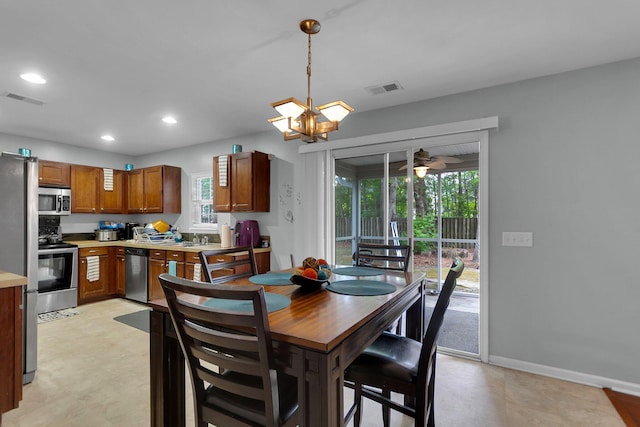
[191,173,217,230]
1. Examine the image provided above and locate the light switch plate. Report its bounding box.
[502,231,533,247]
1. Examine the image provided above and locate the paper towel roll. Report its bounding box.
[220,224,231,248]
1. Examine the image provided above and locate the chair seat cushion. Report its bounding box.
[205,370,298,425]
[346,332,421,384]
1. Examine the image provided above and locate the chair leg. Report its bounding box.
[382,389,391,427]
[426,356,437,427]
[353,382,363,427]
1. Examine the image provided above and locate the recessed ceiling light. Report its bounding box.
[101,135,115,142]
[20,73,47,84]
[162,116,177,124]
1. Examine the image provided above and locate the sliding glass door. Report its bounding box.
[333,141,480,356]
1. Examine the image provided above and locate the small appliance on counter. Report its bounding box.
[96,221,123,241]
[125,222,139,240]
[235,220,261,247]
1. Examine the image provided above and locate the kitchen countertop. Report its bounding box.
[0,271,28,289]
[65,240,271,254]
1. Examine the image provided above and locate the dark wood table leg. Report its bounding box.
[150,310,185,427]
[404,278,425,407]
[302,348,345,427]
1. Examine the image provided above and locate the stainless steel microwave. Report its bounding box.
[38,187,71,215]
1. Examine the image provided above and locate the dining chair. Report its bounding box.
[344,257,465,427]
[354,240,412,272]
[158,273,299,427]
[199,246,258,285]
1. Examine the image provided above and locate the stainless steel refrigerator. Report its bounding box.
[0,152,38,383]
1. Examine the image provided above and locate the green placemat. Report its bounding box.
[202,292,290,313]
[249,273,293,285]
[326,280,396,296]
[332,266,383,276]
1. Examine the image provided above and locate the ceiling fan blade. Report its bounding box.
[399,163,408,171]
[434,155,463,163]
[426,160,447,169]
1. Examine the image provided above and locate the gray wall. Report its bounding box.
[339,57,640,386]
[3,55,639,388]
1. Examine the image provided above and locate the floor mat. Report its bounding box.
[37,308,79,323]
[113,309,150,333]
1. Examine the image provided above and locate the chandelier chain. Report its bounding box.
[307,33,312,107]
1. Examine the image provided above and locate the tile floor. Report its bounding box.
[3,298,624,426]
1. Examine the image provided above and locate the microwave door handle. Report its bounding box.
[57,195,62,213]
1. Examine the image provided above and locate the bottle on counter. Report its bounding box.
[173,227,183,243]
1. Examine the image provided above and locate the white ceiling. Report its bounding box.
[2,0,640,156]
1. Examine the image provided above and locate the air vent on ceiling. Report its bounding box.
[1,91,46,106]
[365,81,404,96]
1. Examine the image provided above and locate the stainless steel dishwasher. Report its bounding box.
[125,247,148,303]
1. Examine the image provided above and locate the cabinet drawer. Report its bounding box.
[166,250,185,262]
[79,247,109,257]
[149,250,166,260]
[185,252,201,263]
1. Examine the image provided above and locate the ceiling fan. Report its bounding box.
[399,149,463,177]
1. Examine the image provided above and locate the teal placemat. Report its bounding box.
[332,266,383,276]
[202,292,290,313]
[249,273,293,285]
[326,280,396,296]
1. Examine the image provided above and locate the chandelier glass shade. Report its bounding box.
[269,19,353,143]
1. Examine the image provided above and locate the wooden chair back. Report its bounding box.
[158,273,298,426]
[354,240,412,272]
[199,246,258,285]
[417,257,464,424]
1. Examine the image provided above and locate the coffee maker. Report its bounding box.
[125,222,139,240]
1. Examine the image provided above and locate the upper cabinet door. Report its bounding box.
[213,156,231,212]
[70,165,99,213]
[100,169,127,214]
[39,160,70,187]
[127,169,144,213]
[143,166,164,213]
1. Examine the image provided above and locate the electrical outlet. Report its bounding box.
[502,231,533,247]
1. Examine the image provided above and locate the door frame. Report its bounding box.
[301,117,495,362]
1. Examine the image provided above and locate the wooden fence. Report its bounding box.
[336,217,478,243]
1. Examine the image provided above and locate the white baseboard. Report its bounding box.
[489,355,640,397]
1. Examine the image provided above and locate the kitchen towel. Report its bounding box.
[193,263,201,281]
[86,256,100,282]
[103,168,113,191]
[218,155,228,187]
[220,224,231,248]
[168,260,177,276]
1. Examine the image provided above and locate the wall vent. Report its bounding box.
[365,81,403,96]
[1,91,46,106]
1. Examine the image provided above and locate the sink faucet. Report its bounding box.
[192,233,200,245]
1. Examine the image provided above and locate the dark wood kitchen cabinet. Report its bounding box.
[70,166,127,214]
[148,249,184,301]
[70,165,100,213]
[113,247,126,296]
[213,151,270,212]
[127,165,181,214]
[100,169,127,214]
[78,247,111,304]
[38,159,70,187]
[0,282,23,419]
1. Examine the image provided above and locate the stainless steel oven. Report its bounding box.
[37,244,78,314]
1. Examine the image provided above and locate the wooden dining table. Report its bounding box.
[148,267,426,427]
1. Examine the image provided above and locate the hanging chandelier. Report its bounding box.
[268,19,353,143]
